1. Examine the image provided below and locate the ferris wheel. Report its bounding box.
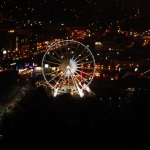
[41,40,95,97]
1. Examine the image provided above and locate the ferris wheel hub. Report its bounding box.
[59,58,77,75]
[66,65,70,69]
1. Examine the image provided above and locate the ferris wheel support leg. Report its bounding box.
[54,88,58,97]
[74,79,83,97]
[69,69,84,97]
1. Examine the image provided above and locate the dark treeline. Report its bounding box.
[1,86,150,149]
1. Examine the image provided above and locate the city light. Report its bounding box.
[44,64,49,68]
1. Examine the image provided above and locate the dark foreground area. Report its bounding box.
[0,87,150,149]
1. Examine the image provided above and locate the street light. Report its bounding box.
[1,48,7,54]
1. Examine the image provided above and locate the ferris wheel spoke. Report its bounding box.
[53,75,65,89]
[68,75,70,88]
[76,61,94,65]
[47,54,61,63]
[48,73,61,83]
[57,45,66,59]
[44,70,58,76]
[69,47,76,60]
[76,69,93,76]
[68,47,72,59]
[56,69,68,89]
[65,47,69,59]
[72,74,83,86]
[73,76,82,86]
[74,71,89,83]
[53,50,64,62]
[59,76,67,87]
[77,67,95,70]
[43,60,61,66]
[76,54,91,63]
[71,47,79,60]
[73,48,87,61]
[53,79,59,84]
[68,47,74,60]
[69,69,79,91]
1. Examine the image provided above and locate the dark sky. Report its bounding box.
[0,0,150,29]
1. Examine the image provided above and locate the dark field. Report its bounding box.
[1,85,150,149]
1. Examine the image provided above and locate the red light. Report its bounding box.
[126,32,129,36]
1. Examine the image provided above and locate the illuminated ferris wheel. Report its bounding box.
[41,40,95,97]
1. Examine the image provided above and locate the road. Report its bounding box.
[0,81,32,136]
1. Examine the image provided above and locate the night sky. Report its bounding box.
[0,0,150,30]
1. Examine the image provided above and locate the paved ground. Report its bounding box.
[0,82,32,137]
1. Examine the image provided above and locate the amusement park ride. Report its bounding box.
[41,40,95,97]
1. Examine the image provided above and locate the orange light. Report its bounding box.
[34,64,38,67]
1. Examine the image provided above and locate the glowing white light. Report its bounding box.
[45,64,49,68]
[79,90,84,97]
[3,50,7,54]
[54,89,58,97]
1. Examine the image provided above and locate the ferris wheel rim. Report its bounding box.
[41,40,96,94]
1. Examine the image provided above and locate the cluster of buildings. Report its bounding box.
[0,17,150,79]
